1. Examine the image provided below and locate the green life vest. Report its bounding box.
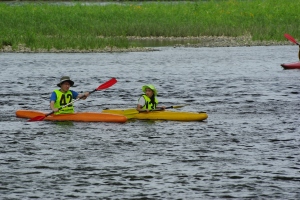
[139,94,158,110]
[54,90,75,115]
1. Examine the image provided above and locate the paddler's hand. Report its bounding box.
[52,108,59,112]
[138,109,149,113]
[79,92,89,100]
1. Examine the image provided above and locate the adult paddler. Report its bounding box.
[50,76,89,114]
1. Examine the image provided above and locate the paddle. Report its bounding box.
[151,105,187,111]
[284,33,300,45]
[28,77,117,122]
[123,104,187,116]
[284,33,300,60]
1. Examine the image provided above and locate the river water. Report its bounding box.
[1,46,300,199]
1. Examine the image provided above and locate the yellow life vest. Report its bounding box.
[139,94,158,110]
[54,90,75,114]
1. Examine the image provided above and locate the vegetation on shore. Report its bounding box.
[0,0,299,52]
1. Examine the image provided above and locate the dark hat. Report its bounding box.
[57,76,74,87]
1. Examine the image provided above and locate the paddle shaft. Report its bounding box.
[125,105,187,115]
[121,105,206,119]
[150,105,186,111]
[146,106,175,112]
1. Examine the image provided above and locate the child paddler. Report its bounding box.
[137,84,165,112]
[50,76,89,114]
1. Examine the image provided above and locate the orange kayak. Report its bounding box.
[16,110,127,123]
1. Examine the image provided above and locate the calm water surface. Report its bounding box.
[1,46,300,199]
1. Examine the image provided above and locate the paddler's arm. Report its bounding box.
[78,92,90,100]
[136,104,149,112]
[50,92,59,112]
[156,106,166,111]
[50,101,59,112]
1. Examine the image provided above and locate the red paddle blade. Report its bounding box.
[96,78,117,90]
[27,115,46,122]
[284,33,299,45]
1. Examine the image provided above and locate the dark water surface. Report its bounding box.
[1,46,300,199]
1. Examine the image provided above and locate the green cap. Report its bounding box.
[142,84,157,96]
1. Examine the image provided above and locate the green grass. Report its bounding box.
[0,0,299,51]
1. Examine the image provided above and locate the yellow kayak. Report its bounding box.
[102,108,208,121]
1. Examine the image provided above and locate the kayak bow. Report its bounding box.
[281,61,300,69]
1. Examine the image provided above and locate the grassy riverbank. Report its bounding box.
[0,0,299,52]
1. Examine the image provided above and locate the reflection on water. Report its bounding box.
[1,46,300,199]
[53,121,75,126]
